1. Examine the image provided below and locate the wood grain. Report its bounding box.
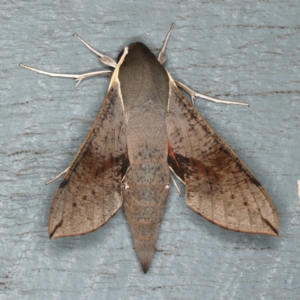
[1,0,299,299]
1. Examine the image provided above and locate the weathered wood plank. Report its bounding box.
[1,0,299,298]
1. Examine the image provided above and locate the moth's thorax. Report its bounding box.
[117,43,169,113]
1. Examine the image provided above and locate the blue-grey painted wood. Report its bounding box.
[1,0,299,299]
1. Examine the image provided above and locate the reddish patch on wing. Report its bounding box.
[167,143,184,181]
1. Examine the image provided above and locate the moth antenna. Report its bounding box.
[175,80,249,106]
[19,63,111,85]
[46,167,70,185]
[73,33,117,68]
[157,23,175,64]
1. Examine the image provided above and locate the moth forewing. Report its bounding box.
[165,79,279,236]
[48,80,127,240]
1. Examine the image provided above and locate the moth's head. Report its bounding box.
[117,43,155,64]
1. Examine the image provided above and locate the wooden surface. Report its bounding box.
[1,1,300,299]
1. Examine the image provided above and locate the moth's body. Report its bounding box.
[119,44,170,271]
[21,25,279,274]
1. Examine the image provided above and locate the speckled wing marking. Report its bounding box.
[48,81,127,239]
[167,82,279,236]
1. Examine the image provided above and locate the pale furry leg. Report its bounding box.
[170,172,183,197]
[157,23,175,64]
[175,80,249,106]
[19,63,111,87]
[46,167,70,185]
[73,33,117,68]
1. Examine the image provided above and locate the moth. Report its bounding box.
[20,24,279,273]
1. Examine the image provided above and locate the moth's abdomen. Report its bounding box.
[123,161,170,273]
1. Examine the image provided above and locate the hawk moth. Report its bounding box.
[20,24,279,273]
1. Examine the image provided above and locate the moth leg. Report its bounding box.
[74,70,112,87]
[157,23,175,64]
[73,33,117,68]
[46,167,70,185]
[174,80,249,106]
[169,167,183,196]
[19,63,111,87]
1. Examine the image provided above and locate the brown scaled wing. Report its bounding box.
[48,81,127,239]
[167,81,279,236]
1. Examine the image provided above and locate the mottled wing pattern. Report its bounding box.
[49,81,127,239]
[167,82,279,236]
